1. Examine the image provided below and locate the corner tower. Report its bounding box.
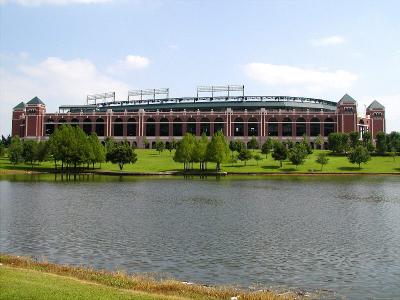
[12,102,26,137]
[337,94,357,133]
[25,96,46,139]
[366,100,385,138]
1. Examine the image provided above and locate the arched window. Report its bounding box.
[296,117,306,137]
[95,118,105,136]
[282,117,292,136]
[58,119,67,126]
[214,117,224,133]
[45,118,55,135]
[187,117,196,135]
[310,117,320,136]
[268,118,278,136]
[173,118,182,136]
[70,118,79,127]
[83,118,92,135]
[324,118,334,136]
[234,117,244,136]
[146,118,155,136]
[248,117,258,136]
[200,118,210,136]
[160,118,169,136]
[127,118,136,136]
[114,118,123,136]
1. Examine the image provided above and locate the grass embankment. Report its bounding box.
[0,254,291,300]
[0,149,399,174]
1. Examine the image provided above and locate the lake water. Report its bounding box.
[1,174,399,299]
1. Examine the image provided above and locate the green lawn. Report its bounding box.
[0,149,399,174]
[0,266,186,300]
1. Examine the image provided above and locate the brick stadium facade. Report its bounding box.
[12,93,385,149]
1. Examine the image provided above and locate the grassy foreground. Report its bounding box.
[0,254,291,300]
[0,149,399,174]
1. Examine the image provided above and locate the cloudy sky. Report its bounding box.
[1,0,399,134]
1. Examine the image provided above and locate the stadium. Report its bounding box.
[12,85,385,149]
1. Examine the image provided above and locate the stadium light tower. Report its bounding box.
[196,85,245,98]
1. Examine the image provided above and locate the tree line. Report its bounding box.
[5,125,138,172]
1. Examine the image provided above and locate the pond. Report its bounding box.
[1,174,399,299]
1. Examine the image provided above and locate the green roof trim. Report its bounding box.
[13,101,26,110]
[338,93,356,104]
[26,96,45,105]
[367,100,385,110]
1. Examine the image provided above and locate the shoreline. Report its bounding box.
[1,168,399,176]
[0,253,298,299]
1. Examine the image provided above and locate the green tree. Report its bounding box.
[375,132,387,155]
[35,141,49,164]
[0,144,5,158]
[247,136,259,151]
[315,134,323,150]
[22,140,38,167]
[174,133,196,171]
[206,131,230,172]
[192,133,209,170]
[238,149,252,166]
[348,146,371,169]
[107,142,137,170]
[261,138,274,158]
[387,131,400,152]
[166,139,176,154]
[155,139,165,154]
[316,152,329,171]
[349,131,360,148]
[328,132,349,154]
[253,153,262,166]
[301,135,313,155]
[87,133,105,169]
[143,137,149,149]
[9,136,23,165]
[288,143,307,169]
[272,141,288,168]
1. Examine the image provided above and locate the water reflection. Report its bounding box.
[0,175,399,299]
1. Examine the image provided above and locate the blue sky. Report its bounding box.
[1,0,399,134]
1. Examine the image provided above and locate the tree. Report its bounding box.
[253,153,262,166]
[22,140,38,167]
[87,133,105,169]
[288,143,307,169]
[35,141,49,164]
[261,138,274,158]
[0,144,5,158]
[155,139,165,154]
[9,136,23,165]
[349,131,360,148]
[348,146,371,169]
[387,131,400,152]
[143,137,149,149]
[238,149,252,166]
[247,136,259,151]
[230,140,246,153]
[375,132,387,155]
[316,152,329,171]
[315,134,323,150]
[272,141,288,167]
[174,133,196,171]
[192,133,209,170]
[166,139,176,154]
[301,135,313,155]
[107,142,137,170]
[328,132,349,154]
[206,131,230,172]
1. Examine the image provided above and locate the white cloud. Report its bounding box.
[0,57,130,135]
[311,35,345,47]
[0,0,111,5]
[244,63,358,92]
[168,44,179,50]
[107,55,150,74]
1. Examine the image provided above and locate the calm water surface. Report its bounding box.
[1,175,399,299]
